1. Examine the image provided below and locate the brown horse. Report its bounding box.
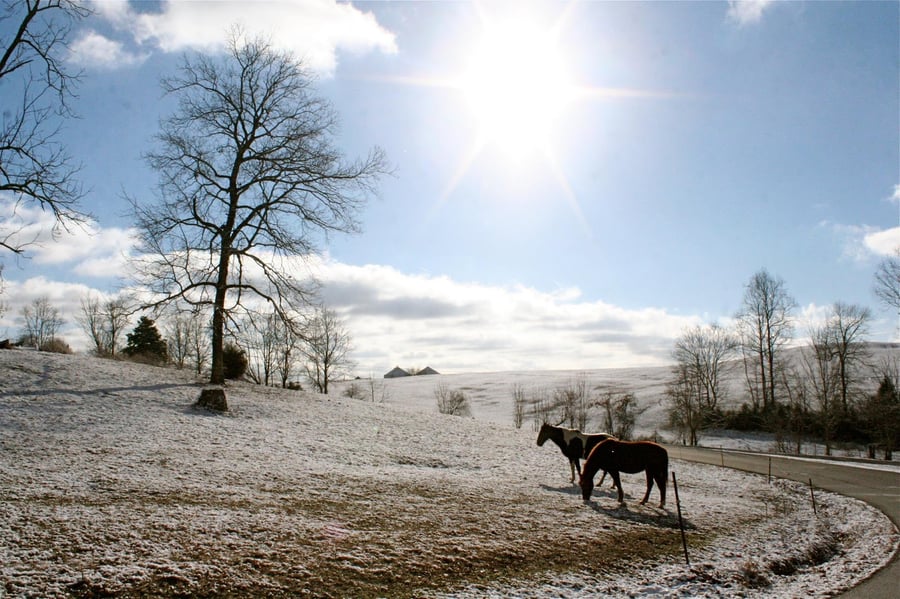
[579,439,668,508]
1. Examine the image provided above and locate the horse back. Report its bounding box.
[614,440,668,474]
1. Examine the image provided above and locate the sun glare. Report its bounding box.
[460,18,575,160]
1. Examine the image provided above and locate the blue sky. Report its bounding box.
[1,0,898,374]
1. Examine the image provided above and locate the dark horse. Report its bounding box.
[536,423,613,484]
[579,439,668,508]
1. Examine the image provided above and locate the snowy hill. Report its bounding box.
[1,349,897,597]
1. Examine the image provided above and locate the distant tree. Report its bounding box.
[435,383,471,417]
[0,0,90,255]
[123,316,168,365]
[800,324,841,455]
[511,383,527,429]
[301,305,354,394]
[672,324,738,415]
[77,293,130,357]
[555,376,592,430]
[20,296,63,349]
[165,313,194,369]
[736,269,796,414]
[185,308,210,376]
[129,31,388,388]
[597,390,642,440]
[666,363,704,446]
[873,249,900,314]
[825,302,871,416]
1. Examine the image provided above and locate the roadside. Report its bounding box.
[665,445,900,599]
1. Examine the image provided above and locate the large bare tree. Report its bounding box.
[0,0,90,255]
[736,269,796,414]
[825,301,871,416]
[130,32,387,394]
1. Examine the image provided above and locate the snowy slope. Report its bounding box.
[1,349,897,598]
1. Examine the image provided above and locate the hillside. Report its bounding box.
[1,349,897,598]
[351,343,900,453]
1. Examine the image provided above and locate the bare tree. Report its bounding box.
[186,308,210,376]
[511,383,527,429]
[238,311,280,386]
[801,324,842,455]
[597,390,642,440]
[129,31,388,392]
[0,0,90,254]
[666,363,703,446]
[555,375,592,430]
[165,313,194,369]
[20,295,63,348]
[672,324,738,415]
[736,269,796,414]
[77,293,130,356]
[825,302,872,416]
[873,249,900,314]
[301,305,354,394]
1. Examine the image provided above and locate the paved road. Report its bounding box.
[664,445,900,598]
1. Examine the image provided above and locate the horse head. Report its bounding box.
[536,422,551,446]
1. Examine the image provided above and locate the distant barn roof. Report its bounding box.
[417,366,439,375]
[384,366,410,379]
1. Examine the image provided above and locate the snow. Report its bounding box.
[1,349,898,598]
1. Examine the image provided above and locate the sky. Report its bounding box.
[0,0,898,375]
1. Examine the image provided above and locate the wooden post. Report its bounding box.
[808,478,817,516]
[768,457,772,484]
[672,471,690,565]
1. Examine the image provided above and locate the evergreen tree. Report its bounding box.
[123,316,169,365]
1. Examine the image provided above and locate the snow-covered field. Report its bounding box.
[1,349,897,598]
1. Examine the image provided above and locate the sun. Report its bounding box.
[460,16,576,161]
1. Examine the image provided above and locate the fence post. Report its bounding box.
[808,478,817,516]
[672,471,690,565]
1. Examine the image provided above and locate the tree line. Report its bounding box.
[8,293,355,397]
[667,268,899,459]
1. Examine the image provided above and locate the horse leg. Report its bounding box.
[569,460,577,484]
[611,471,624,503]
[598,469,607,487]
[640,470,654,505]
[657,471,667,508]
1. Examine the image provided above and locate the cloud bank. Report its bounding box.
[72,0,397,74]
[1,202,702,372]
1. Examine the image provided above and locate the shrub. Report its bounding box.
[435,383,471,417]
[39,338,72,354]
[222,343,248,380]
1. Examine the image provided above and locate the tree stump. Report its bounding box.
[197,388,228,412]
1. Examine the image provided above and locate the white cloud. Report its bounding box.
[0,197,137,276]
[85,0,397,74]
[2,206,700,373]
[727,0,776,26]
[864,227,900,257]
[69,30,148,68]
[309,257,699,374]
